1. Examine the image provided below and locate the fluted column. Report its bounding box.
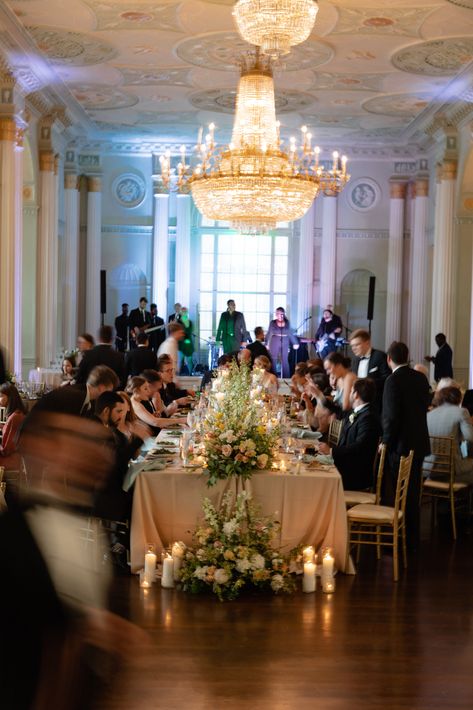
[152,190,170,319]
[319,194,337,310]
[297,202,315,336]
[385,180,406,348]
[36,151,59,367]
[0,118,23,375]
[62,173,80,349]
[175,193,191,307]
[408,178,429,364]
[86,176,102,335]
[430,160,457,344]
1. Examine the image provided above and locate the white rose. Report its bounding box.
[270,573,285,592]
[194,565,208,580]
[236,558,252,573]
[221,444,232,457]
[250,553,266,570]
[224,431,236,443]
[257,453,268,469]
[215,392,225,403]
[214,568,230,585]
[223,520,238,536]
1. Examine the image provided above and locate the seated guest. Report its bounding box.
[32,365,119,417]
[302,372,334,435]
[126,376,183,435]
[60,355,76,386]
[158,322,185,373]
[141,369,179,418]
[291,362,309,398]
[116,390,148,444]
[200,354,233,392]
[237,348,252,367]
[323,352,357,415]
[319,378,381,490]
[76,332,95,365]
[125,332,157,379]
[254,355,278,394]
[424,386,473,483]
[75,325,125,388]
[246,327,273,367]
[157,354,194,406]
[0,383,27,506]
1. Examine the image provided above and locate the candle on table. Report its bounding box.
[144,544,157,585]
[322,576,336,594]
[139,569,151,588]
[303,546,315,564]
[161,553,175,588]
[322,550,334,578]
[303,562,316,593]
[171,542,184,582]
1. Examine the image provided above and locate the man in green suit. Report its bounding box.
[216,299,248,354]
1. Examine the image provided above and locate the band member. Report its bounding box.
[216,299,247,354]
[114,303,129,352]
[266,307,299,378]
[148,303,166,353]
[128,297,151,348]
[315,307,343,359]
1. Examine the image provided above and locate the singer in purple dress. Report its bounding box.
[266,307,299,378]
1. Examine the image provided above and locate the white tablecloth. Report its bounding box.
[28,368,62,387]
[130,434,352,575]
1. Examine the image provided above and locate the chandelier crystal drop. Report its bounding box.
[159,54,349,234]
[233,0,319,59]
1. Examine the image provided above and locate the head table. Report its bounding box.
[130,430,354,575]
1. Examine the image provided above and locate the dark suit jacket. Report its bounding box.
[75,345,125,387]
[28,384,93,418]
[161,381,188,407]
[382,366,430,458]
[129,307,151,333]
[125,346,157,378]
[148,314,166,352]
[114,313,129,350]
[432,343,453,382]
[246,340,273,367]
[351,348,390,408]
[332,406,381,490]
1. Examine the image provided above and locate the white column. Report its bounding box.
[429,165,443,353]
[319,194,337,310]
[152,191,170,319]
[297,202,315,337]
[408,178,429,365]
[0,117,23,376]
[175,193,191,307]
[430,160,457,344]
[36,151,58,367]
[86,176,102,335]
[385,180,406,348]
[63,172,79,350]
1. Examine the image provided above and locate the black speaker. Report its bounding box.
[100,270,107,315]
[367,276,376,321]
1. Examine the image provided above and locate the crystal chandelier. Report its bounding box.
[160,54,349,234]
[233,0,319,58]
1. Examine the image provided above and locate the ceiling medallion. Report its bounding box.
[158,53,349,234]
[233,0,319,59]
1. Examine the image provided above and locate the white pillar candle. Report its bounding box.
[303,546,315,564]
[144,548,157,585]
[161,555,175,588]
[322,551,334,578]
[303,562,317,593]
[172,542,184,582]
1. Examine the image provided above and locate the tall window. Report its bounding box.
[198,221,290,346]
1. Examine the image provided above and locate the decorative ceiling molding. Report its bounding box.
[116,66,194,88]
[362,92,433,118]
[392,37,473,76]
[309,72,387,92]
[27,26,117,66]
[69,83,139,111]
[333,6,437,38]
[83,1,183,33]
[189,86,315,114]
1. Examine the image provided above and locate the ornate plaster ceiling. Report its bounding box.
[1,0,473,147]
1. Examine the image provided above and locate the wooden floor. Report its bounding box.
[99,514,473,710]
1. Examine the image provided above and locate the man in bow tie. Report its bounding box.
[319,378,381,490]
[349,328,390,410]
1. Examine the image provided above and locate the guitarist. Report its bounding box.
[129,297,151,349]
[315,308,342,359]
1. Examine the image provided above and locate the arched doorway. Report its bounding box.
[340,269,386,348]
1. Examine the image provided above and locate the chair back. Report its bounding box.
[394,450,414,519]
[0,406,7,424]
[422,435,454,484]
[328,418,343,447]
[374,443,387,504]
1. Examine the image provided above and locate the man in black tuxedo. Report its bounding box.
[75,325,125,388]
[319,378,381,490]
[425,332,453,382]
[157,354,193,407]
[246,327,273,367]
[125,333,157,378]
[129,297,151,348]
[148,303,166,353]
[382,341,431,548]
[30,365,119,418]
[114,303,129,352]
[350,328,390,410]
[168,302,182,324]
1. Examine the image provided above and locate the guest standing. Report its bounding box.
[425,333,453,382]
[178,307,194,374]
[75,325,125,388]
[216,299,248,354]
[246,327,273,368]
[125,333,157,379]
[266,307,299,378]
[349,328,390,410]
[158,322,185,374]
[76,332,94,366]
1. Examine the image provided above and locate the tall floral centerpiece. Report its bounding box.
[202,362,280,486]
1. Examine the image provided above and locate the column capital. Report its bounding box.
[415,177,429,198]
[87,176,102,193]
[64,172,79,190]
[389,180,407,199]
[0,116,17,141]
[441,159,457,181]
[39,150,55,172]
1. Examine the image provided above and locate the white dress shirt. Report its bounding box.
[357,350,372,378]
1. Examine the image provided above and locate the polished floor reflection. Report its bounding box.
[99,518,473,710]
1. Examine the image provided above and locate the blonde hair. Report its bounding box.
[117,390,136,423]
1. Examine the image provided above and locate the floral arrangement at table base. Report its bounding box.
[179,491,295,601]
[202,362,281,487]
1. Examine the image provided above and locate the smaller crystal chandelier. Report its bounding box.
[159,53,349,234]
[233,0,319,59]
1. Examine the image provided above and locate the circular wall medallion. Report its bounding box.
[113,173,146,208]
[28,26,117,66]
[347,178,381,212]
[392,37,473,76]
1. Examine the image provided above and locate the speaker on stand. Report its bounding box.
[100,269,107,326]
[367,276,375,336]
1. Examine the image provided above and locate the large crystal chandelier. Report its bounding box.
[233,0,319,58]
[160,54,349,234]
